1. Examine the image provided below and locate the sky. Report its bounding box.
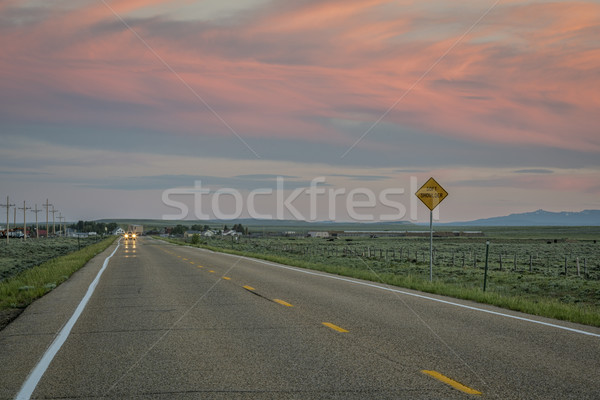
[1,0,599,224]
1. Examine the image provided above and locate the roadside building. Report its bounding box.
[307,231,330,238]
[184,230,203,239]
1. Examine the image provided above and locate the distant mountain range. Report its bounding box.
[444,209,600,226]
[99,210,600,228]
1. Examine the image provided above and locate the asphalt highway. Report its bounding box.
[1,237,599,399]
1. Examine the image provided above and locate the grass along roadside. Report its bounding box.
[0,236,108,281]
[0,236,118,328]
[157,236,600,328]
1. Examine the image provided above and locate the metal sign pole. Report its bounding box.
[429,209,433,282]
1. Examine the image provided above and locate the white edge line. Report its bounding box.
[178,243,600,338]
[15,241,121,400]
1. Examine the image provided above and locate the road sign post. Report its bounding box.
[415,177,448,281]
[429,209,433,281]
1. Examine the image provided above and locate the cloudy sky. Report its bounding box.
[1,0,599,223]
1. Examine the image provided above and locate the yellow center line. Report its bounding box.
[197,265,204,268]
[322,322,349,333]
[189,262,194,264]
[209,270,215,273]
[421,370,482,395]
[182,258,188,261]
[273,299,293,307]
[222,277,231,280]
[243,285,255,291]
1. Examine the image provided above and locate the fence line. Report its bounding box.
[195,237,598,280]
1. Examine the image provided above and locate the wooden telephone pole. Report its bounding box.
[43,199,53,238]
[1,196,15,244]
[50,206,58,237]
[18,201,31,240]
[58,213,65,237]
[30,204,42,239]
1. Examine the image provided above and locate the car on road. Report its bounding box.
[123,232,137,241]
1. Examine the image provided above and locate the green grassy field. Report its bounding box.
[162,231,600,327]
[0,236,117,311]
[0,236,107,281]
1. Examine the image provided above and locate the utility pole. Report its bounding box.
[18,201,31,240]
[50,205,58,237]
[58,213,65,237]
[43,199,52,238]
[1,196,15,244]
[13,207,17,238]
[30,204,42,239]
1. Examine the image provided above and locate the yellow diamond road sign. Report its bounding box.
[415,177,448,211]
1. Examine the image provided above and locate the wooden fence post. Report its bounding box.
[529,254,533,272]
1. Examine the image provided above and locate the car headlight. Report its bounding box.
[132,234,136,238]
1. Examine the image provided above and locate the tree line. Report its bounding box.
[68,221,118,233]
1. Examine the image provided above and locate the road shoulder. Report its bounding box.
[0,240,120,399]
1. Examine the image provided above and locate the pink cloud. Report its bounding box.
[1,0,599,153]
[249,0,393,34]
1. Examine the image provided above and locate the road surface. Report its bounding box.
[0,237,599,399]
